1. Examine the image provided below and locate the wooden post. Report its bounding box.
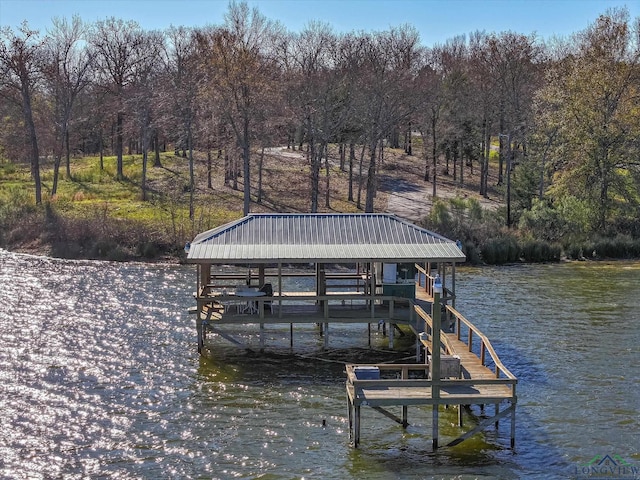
[431,276,442,450]
[451,262,456,310]
[432,405,439,450]
[354,405,361,447]
[278,263,283,319]
[510,402,516,449]
[347,391,353,443]
[401,367,408,427]
[324,322,329,349]
[200,263,211,295]
[197,313,204,354]
[260,323,265,351]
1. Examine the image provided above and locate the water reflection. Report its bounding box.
[1,250,638,479]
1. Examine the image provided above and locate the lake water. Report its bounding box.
[0,250,638,479]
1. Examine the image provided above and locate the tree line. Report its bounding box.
[1,2,639,246]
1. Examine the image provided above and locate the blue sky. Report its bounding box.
[1,0,638,46]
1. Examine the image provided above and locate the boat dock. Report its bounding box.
[345,285,517,449]
[186,213,518,451]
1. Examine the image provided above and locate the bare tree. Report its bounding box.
[467,31,498,198]
[128,30,163,201]
[42,15,92,195]
[416,49,444,195]
[198,2,283,216]
[161,26,202,217]
[285,22,353,212]
[0,22,44,204]
[88,17,148,180]
[354,26,421,212]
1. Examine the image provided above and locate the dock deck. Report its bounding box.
[345,287,517,449]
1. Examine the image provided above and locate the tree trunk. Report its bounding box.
[365,141,377,213]
[421,131,430,181]
[242,117,251,216]
[453,140,458,182]
[22,84,41,204]
[116,111,124,180]
[257,146,264,204]
[142,128,148,202]
[153,129,162,167]
[207,148,213,189]
[431,116,437,199]
[52,155,61,196]
[310,141,319,213]
[324,143,331,209]
[65,129,71,179]
[188,125,195,220]
[483,129,491,198]
[99,127,104,171]
[459,139,465,186]
[356,144,366,210]
[348,143,355,202]
[498,106,505,185]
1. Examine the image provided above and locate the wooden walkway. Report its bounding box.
[346,290,517,450]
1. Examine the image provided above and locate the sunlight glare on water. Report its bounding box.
[0,250,638,479]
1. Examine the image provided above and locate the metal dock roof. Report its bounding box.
[186,213,465,264]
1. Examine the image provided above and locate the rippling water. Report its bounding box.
[0,250,638,479]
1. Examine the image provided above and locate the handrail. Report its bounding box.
[414,266,454,303]
[414,303,516,381]
[446,304,516,380]
[196,291,417,323]
[345,364,516,389]
[414,305,458,356]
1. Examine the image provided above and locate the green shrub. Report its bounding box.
[565,242,587,260]
[521,240,562,262]
[592,235,640,259]
[137,241,159,259]
[462,240,482,265]
[480,236,520,265]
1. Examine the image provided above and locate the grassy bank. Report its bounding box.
[3,147,637,264]
[0,148,365,261]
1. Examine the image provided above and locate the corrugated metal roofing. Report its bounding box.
[186,213,465,264]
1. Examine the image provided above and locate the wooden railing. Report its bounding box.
[414,264,454,304]
[195,290,417,323]
[414,305,459,357]
[414,304,516,381]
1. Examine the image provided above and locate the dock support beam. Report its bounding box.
[431,281,442,450]
[197,315,204,353]
[323,323,329,349]
[511,401,516,449]
[446,403,516,448]
[260,323,265,351]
